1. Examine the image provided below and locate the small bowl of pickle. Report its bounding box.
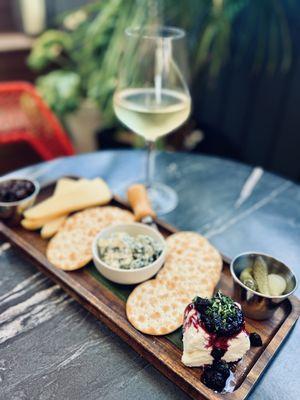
[230,252,298,320]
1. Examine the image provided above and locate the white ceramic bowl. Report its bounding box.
[92,223,167,285]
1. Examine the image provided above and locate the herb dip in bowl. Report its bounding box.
[92,223,167,284]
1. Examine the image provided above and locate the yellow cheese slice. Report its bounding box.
[41,215,67,239]
[21,178,78,230]
[38,178,76,237]
[54,178,78,193]
[21,216,57,230]
[24,178,112,220]
[40,178,87,237]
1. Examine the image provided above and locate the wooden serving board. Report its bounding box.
[0,179,299,400]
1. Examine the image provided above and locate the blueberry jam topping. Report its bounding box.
[0,179,35,203]
[183,303,200,332]
[194,291,244,337]
[201,360,231,392]
[249,332,263,347]
[194,297,211,310]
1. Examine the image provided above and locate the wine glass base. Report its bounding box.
[142,182,178,215]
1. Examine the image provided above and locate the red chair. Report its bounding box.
[0,82,74,161]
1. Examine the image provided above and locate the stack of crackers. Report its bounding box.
[47,206,134,270]
[126,232,222,335]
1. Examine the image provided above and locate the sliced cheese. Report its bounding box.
[54,178,78,194]
[41,215,67,239]
[21,216,57,230]
[21,178,78,230]
[24,178,112,220]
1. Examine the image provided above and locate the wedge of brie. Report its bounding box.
[182,306,214,366]
[182,294,250,367]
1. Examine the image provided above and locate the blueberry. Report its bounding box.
[201,303,243,336]
[212,360,230,380]
[201,314,214,333]
[211,348,226,360]
[194,297,211,312]
[250,332,263,347]
[202,367,226,392]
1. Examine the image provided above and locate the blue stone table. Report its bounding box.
[0,150,299,400]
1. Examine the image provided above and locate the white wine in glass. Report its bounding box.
[114,88,191,142]
[114,27,191,214]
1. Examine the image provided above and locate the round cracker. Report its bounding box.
[166,231,209,253]
[157,267,214,292]
[47,206,134,270]
[157,255,221,286]
[46,228,94,270]
[126,280,191,335]
[162,276,214,300]
[162,232,223,285]
[62,206,134,233]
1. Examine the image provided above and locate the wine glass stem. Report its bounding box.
[145,140,155,189]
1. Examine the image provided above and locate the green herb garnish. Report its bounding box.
[206,291,237,321]
[195,291,243,336]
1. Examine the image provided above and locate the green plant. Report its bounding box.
[164,0,294,77]
[35,70,81,115]
[28,0,295,126]
[28,0,154,125]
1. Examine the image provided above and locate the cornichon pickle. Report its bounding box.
[252,256,270,295]
[240,267,257,291]
[240,267,253,281]
[243,278,258,291]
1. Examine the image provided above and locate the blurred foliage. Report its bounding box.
[165,0,294,76]
[28,30,72,70]
[28,0,295,126]
[35,70,81,115]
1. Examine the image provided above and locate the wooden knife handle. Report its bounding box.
[127,184,156,221]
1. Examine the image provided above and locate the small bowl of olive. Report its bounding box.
[0,177,40,224]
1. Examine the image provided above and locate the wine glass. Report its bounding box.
[113,26,191,215]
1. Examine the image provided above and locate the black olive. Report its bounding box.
[16,189,27,199]
[25,181,34,190]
